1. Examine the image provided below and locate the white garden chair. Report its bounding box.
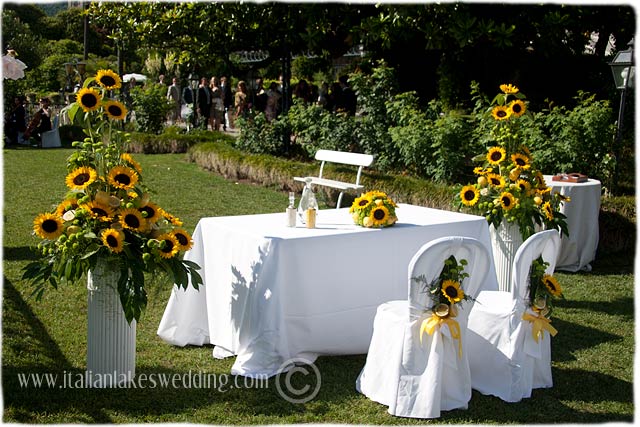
[356,236,490,419]
[467,229,561,402]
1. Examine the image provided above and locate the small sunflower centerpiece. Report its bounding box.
[349,190,398,228]
[523,257,564,342]
[413,256,475,357]
[456,83,569,240]
[23,70,202,323]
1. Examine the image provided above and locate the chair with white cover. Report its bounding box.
[467,229,561,402]
[356,236,491,419]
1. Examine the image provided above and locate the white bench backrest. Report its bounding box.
[315,149,374,167]
[315,149,373,187]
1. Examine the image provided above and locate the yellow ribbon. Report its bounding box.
[419,313,462,358]
[522,312,558,343]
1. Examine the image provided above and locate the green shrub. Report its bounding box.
[130,83,172,134]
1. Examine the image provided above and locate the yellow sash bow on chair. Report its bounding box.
[522,312,558,343]
[419,312,462,358]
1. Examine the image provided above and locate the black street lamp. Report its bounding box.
[609,38,634,194]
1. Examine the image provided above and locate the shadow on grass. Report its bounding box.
[3,246,39,262]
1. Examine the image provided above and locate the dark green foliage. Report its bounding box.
[130,83,172,134]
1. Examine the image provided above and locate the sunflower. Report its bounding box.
[157,233,180,259]
[460,185,480,207]
[500,83,519,94]
[441,280,464,304]
[350,194,372,212]
[491,105,511,121]
[487,173,506,188]
[499,192,517,211]
[138,202,161,223]
[369,205,390,227]
[542,201,554,220]
[486,146,507,165]
[104,100,128,120]
[76,87,102,112]
[171,228,193,251]
[121,153,142,174]
[82,200,114,222]
[33,213,64,240]
[102,228,125,253]
[509,100,526,117]
[108,166,139,190]
[55,198,79,217]
[95,69,122,90]
[65,166,97,190]
[119,208,147,232]
[511,153,531,169]
[516,179,531,194]
[160,208,183,226]
[542,274,562,297]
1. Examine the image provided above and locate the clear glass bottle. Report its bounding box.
[297,178,318,224]
[286,191,296,227]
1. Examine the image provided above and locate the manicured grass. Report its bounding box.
[2,147,634,424]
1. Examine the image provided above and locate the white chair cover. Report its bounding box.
[41,115,61,148]
[467,229,561,402]
[356,236,490,419]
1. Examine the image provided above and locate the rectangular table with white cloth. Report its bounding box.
[157,204,498,377]
[544,175,601,272]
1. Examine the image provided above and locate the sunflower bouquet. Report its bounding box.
[414,255,474,318]
[522,257,563,341]
[349,190,398,228]
[413,256,474,354]
[456,84,569,240]
[23,70,202,323]
[527,257,563,318]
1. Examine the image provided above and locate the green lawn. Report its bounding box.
[2,147,634,424]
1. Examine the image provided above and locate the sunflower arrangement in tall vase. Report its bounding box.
[23,69,203,323]
[456,84,569,240]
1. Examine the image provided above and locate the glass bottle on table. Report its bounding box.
[297,178,318,226]
[286,191,296,227]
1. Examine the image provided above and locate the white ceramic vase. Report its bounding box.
[86,258,136,387]
[490,220,524,292]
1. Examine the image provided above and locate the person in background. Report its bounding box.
[234,80,249,122]
[24,97,52,146]
[209,76,224,131]
[337,75,357,115]
[6,95,26,145]
[265,82,281,122]
[166,77,181,124]
[221,76,233,131]
[197,76,211,130]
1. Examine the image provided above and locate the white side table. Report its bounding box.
[544,175,602,272]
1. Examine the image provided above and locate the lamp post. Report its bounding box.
[609,38,634,194]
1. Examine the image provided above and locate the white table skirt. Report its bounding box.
[544,175,601,272]
[157,204,498,377]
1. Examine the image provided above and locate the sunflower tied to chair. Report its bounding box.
[22,69,203,324]
[350,190,398,228]
[413,256,474,358]
[455,84,569,240]
[522,257,564,342]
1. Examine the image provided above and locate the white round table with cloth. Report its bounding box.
[544,175,602,272]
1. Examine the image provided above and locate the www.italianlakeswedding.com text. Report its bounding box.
[17,370,270,390]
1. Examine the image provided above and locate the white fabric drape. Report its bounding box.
[3,53,27,80]
[544,175,601,272]
[157,204,499,378]
[356,237,491,419]
[467,229,561,402]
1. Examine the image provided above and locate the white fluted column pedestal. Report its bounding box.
[87,258,136,388]
[490,220,524,292]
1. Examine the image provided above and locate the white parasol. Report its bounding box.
[122,73,148,83]
[3,50,27,80]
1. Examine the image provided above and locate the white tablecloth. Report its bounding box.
[157,204,498,377]
[544,175,601,272]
